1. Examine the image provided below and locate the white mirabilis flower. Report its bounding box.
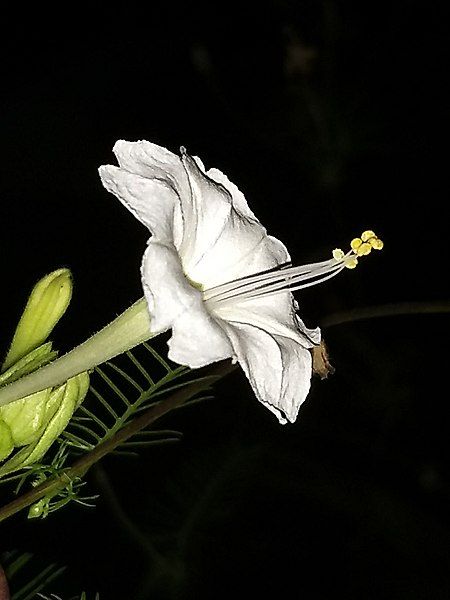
[99,141,383,423]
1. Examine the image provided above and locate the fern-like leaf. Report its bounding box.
[1,550,66,600]
[61,345,213,454]
[0,342,218,519]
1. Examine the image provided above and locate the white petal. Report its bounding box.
[113,140,187,194]
[168,308,233,368]
[110,141,193,251]
[193,231,290,293]
[213,293,320,348]
[296,315,321,345]
[141,241,232,366]
[207,167,258,221]
[99,166,176,241]
[182,154,291,288]
[221,321,313,424]
[179,153,234,270]
[141,240,200,332]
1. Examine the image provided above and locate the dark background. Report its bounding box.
[1,3,449,599]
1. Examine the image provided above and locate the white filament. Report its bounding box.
[204,254,350,307]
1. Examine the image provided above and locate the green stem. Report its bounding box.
[0,361,236,523]
[0,298,153,408]
[320,300,450,328]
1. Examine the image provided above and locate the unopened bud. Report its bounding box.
[0,371,89,477]
[0,420,14,461]
[0,343,57,389]
[0,389,51,447]
[2,269,72,371]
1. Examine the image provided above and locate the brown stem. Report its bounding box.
[0,361,236,524]
[0,563,10,600]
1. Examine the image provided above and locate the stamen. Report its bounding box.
[369,237,384,250]
[203,230,383,306]
[361,230,376,242]
[205,257,346,305]
[215,263,348,305]
[203,258,333,302]
[336,230,383,266]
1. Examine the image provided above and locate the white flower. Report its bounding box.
[99,141,382,424]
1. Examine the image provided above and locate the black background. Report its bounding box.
[1,3,449,599]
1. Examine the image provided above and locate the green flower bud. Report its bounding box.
[29,373,90,461]
[0,343,57,387]
[0,371,89,477]
[0,270,89,477]
[28,498,46,519]
[2,269,72,372]
[0,420,14,461]
[0,389,52,447]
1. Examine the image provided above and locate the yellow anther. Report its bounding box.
[369,237,384,250]
[350,238,362,251]
[361,230,376,242]
[344,256,358,269]
[356,242,372,256]
[337,231,382,271]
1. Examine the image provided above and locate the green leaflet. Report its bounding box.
[0,549,67,600]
